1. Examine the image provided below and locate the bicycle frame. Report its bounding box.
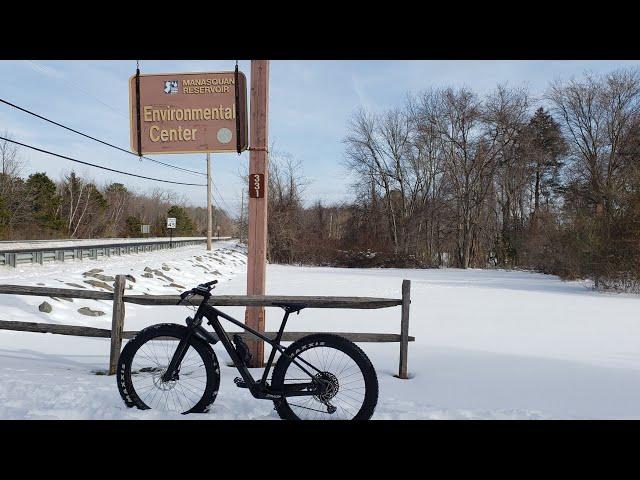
[164,296,327,401]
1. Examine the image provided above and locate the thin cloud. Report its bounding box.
[351,73,374,110]
[23,60,64,78]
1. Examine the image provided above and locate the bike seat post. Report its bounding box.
[260,308,292,385]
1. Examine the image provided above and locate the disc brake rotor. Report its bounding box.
[313,371,339,403]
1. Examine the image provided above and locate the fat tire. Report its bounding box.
[116,323,220,414]
[271,333,378,420]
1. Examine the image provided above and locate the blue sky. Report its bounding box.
[2,60,640,217]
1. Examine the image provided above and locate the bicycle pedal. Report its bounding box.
[234,377,248,388]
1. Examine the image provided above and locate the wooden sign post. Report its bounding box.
[245,60,269,367]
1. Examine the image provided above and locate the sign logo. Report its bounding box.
[163,81,179,94]
[217,127,232,144]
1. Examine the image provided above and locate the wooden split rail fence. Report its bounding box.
[0,277,413,378]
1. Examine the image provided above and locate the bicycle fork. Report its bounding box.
[161,316,215,382]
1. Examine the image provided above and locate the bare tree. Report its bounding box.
[548,69,640,217]
[102,182,131,237]
[0,133,31,236]
[58,171,107,238]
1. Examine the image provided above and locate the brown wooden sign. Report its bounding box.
[249,173,265,198]
[129,71,248,154]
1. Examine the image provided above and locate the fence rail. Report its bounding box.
[0,277,413,378]
[0,237,232,267]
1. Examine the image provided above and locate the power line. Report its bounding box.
[25,60,129,119]
[0,97,207,177]
[213,183,233,213]
[0,136,207,187]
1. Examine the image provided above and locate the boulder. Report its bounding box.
[83,279,114,291]
[38,301,52,313]
[83,268,104,276]
[142,272,153,278]
[125,274,136,283]
[152,270,173,282]
[77,307,105,317]
[86,273,116,282]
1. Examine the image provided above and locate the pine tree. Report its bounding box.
[525,108,566,221]
[166,205,196,236]
[25,172,63,233]
[125,215,142,237]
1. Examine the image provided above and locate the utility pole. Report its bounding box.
[239,190,245,242]
[206,152,212,250]
[245,60,269,367]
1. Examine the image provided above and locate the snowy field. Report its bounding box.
[1,241,640,419]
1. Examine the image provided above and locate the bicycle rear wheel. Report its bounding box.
[117,323,220,414]
[271,333,378,420]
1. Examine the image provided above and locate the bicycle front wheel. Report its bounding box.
[271,334,379,420]
[117,323,220,414]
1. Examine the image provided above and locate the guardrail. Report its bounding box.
[0,237,232,267]
[0,277,413,378]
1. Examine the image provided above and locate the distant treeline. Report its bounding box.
[256,69,640,292]
[0,145,233,240]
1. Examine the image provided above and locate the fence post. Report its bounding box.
[108,275,126,375]
[398,279,411,379]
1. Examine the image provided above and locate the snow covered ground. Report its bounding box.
[1,241,639,419]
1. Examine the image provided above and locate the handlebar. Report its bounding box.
[178,280,218,304]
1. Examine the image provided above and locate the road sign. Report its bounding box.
[167,218,176,229]
[129,71,248,155]
[140,224,150,234]
[249,173,265,198]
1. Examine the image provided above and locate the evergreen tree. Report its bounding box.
[166,205,196,236]
[125,215,142,237]
[25,172,63,232]
[525,107,566,217]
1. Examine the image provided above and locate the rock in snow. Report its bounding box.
[38,301,52,313]
[82,268,104,276]
[83,279,114,291]
[77,307,105,317]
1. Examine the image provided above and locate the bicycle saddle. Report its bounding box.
[272,302,307,313]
